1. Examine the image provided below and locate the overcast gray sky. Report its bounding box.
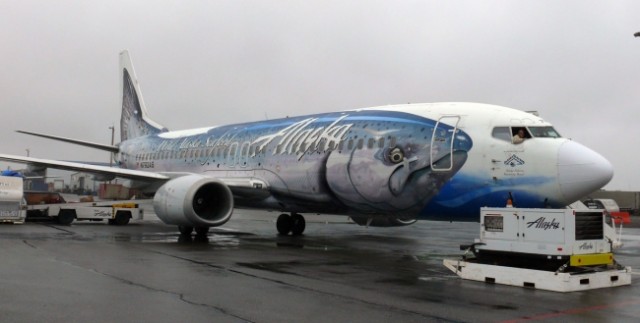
[1,1,639,190]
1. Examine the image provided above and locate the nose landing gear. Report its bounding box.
[276,213,306,236]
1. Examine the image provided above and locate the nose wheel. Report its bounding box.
[277,213,306,236]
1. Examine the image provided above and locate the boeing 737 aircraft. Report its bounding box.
[0,51,613,236]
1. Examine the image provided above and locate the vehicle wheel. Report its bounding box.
[195,226,210,236]
[291,213,306,236]
[276,213,293,235]
[178,225,194,235]
[57,210,76,225]
[26,209,42,219]
[113,211,131,225]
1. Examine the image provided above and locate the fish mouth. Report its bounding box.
[385,150,468,210]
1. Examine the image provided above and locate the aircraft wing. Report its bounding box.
[0,154,270,199]
[0,153,169,182]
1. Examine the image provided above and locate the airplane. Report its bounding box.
[0,50,613,236]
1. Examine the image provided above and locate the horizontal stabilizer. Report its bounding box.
[0,153,167,182]
[17,130,119,153]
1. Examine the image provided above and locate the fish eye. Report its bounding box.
[388,147,404,164]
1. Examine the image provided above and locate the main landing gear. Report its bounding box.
[178,225,210,236]
[276,213,306,236]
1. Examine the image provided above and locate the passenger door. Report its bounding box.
[430,116,460,171]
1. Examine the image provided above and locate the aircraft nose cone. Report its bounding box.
[557,140,613,203]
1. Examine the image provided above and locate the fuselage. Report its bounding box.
[117,102,613,222]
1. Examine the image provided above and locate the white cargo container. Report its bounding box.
[0,176,26,223]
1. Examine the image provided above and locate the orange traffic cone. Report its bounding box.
[506,198,513,208]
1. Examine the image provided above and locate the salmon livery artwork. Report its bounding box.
[0,51,613,236]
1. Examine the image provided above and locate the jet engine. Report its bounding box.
[153,174,234,227]
[349,215,417,227]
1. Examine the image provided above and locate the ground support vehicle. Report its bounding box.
[26,201,144,225]
[0,176,26,224]
[443,207,631,292]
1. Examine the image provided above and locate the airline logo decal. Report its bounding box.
[253,115,353,159]
[503,153,525,177]
[504,154,525,167]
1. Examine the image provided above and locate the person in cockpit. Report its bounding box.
[512,128,526,144]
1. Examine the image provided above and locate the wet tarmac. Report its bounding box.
[1,208,639,322]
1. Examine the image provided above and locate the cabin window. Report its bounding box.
[378,138,385,149]
[367,138,375,149]
[357,139,364,150]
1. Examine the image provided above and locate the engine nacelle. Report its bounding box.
[153,174,234,227]
[349,215,417,227]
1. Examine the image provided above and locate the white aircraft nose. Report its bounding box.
[557,140,613,203]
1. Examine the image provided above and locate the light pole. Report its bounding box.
[108,125,115,167]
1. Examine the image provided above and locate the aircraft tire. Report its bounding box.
[276,213,293,235]
[291,213,306,236]
[178,225,194,235]
[195,226,210,236]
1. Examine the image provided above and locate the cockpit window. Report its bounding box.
[491,127,511,142]
[492,126,534,144]
[493,126,562,142]
[528,126,561,138]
